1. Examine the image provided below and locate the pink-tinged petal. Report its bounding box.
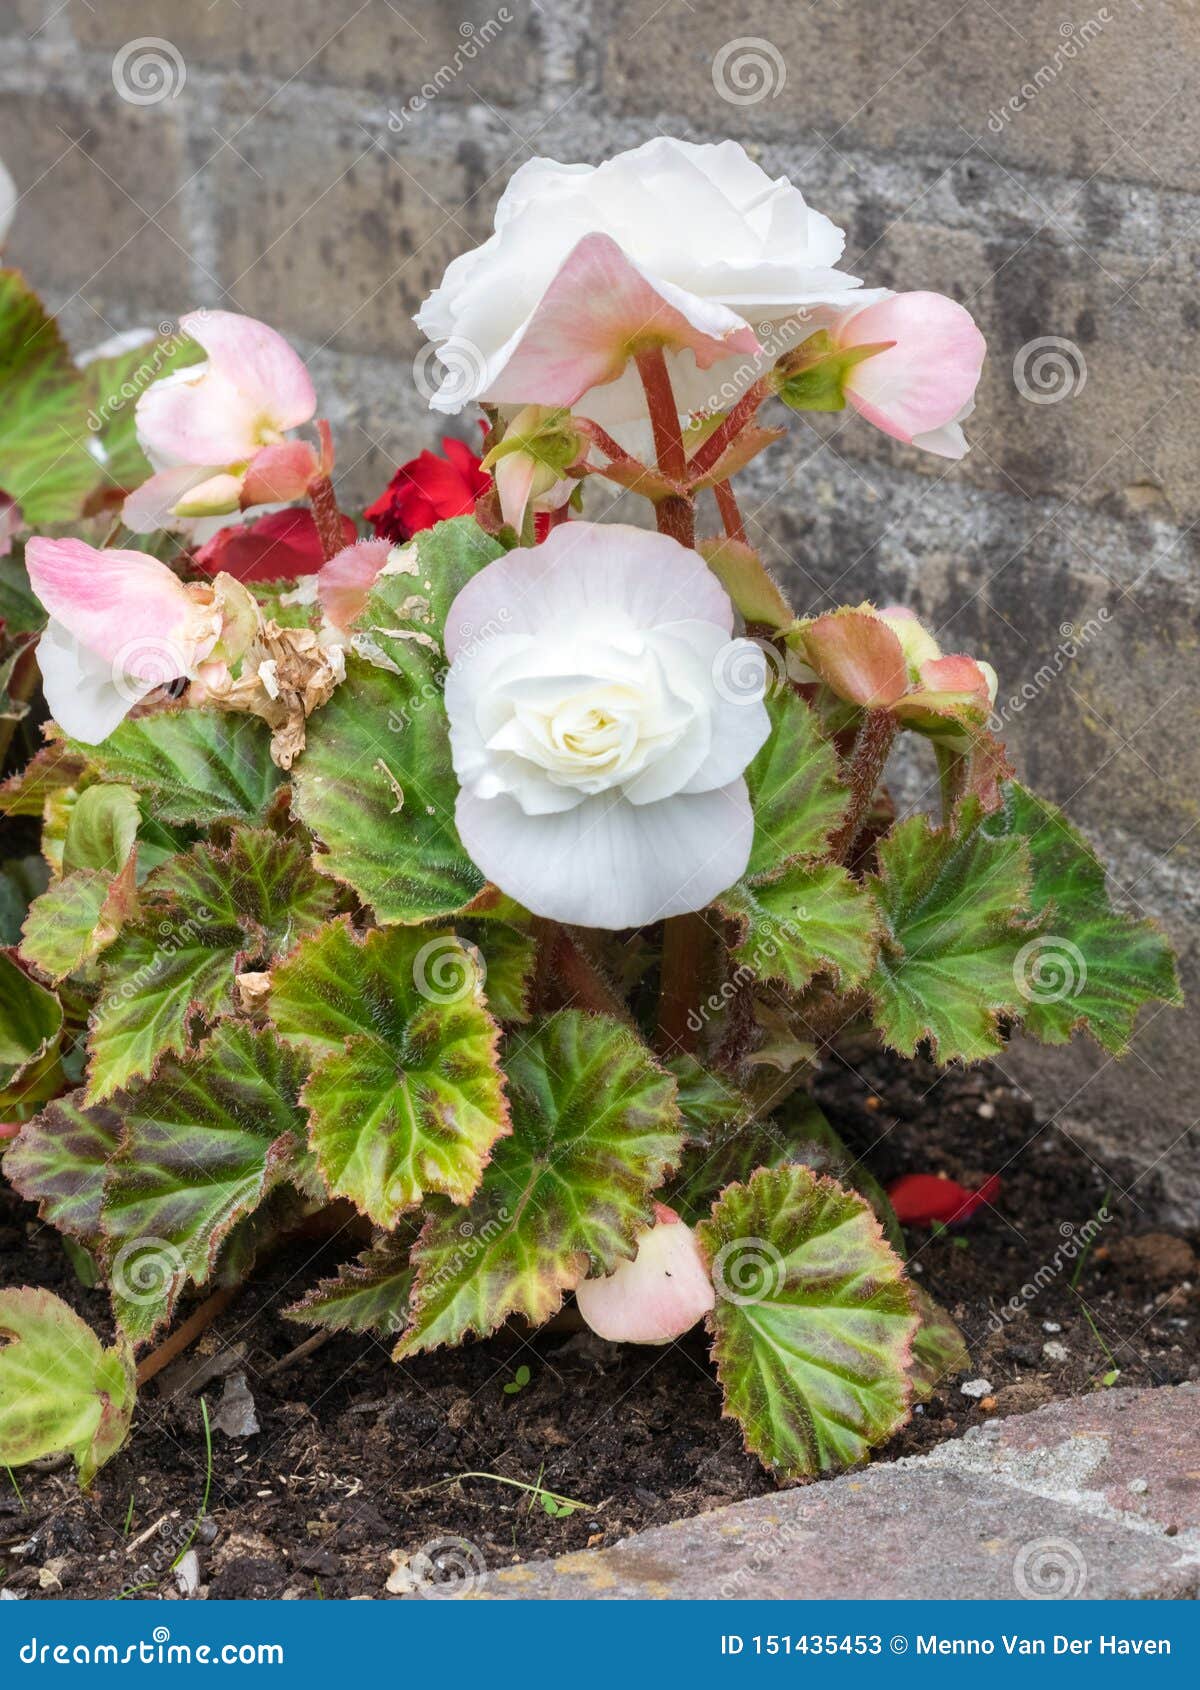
[316,539,393,631]
[25,537,196,670]
[123,464,222,533]
[181,309,316,432]
[492,451,538,533]
[445,521,733,659]
[455,778,753,928]
[461,231,761,414]
[799,610,909,708]
[917,654,995,710]
[576,1204,715,1344]
[839,291,985,446]
[135,310,316,466]
[241,439,320,507]
[35,617,150,744]
[171,471,243,519]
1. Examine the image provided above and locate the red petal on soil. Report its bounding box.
[888,1171,1000,1226]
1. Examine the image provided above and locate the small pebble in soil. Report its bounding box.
[977,1102,995,1119]
[1043,1321,1062,1333]
[1043,1341,1069,1362]
[1128,1478,1150,1494]
[961,1379,993,1398]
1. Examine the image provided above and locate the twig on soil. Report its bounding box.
[261,1331,332,1380]
[136,1285,242,1387]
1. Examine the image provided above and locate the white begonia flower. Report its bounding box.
[417,136,882,433]
[443,523,771,929]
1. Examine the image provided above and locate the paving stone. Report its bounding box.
[460,1387,1200,1600]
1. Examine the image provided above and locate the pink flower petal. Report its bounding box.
[576,1204,715,1344]
[136,309,316,466]
[475,231,761,412]
[799,610,910,707]
[123,464,223,533]
[317,539,393,631]
[839,291,985,445]
[25,537,196,670]
[241,440,320,508]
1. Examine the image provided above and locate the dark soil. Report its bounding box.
[2,1050,1197,1601]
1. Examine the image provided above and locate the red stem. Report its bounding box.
[713,480,747,544]
[634,347,694,548]
[830,709,898,864]
[308,474,345,562]
[686,380,767,482]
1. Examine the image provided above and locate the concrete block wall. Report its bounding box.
[1,0,1195,1218]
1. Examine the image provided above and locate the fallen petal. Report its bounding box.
[576,1205,715,1344]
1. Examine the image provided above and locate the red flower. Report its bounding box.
[194,508,356,582]
[365,436,489,543]
[887,1172,1000,1228]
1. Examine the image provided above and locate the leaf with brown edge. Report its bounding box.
[395,1012,684,1357]
[719,861,878,996]
[100,1023,310,1343]
[791,608,909,708]
[286,1227,418,1336]
[269,921,509,1227]
[4,1089,121,1244]
[699,1164,917,1479]
[85,827,337,1102]
[0,740,84,818]
[0,1288,134,1486]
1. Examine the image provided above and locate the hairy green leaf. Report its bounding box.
[0,270,96,523]
[744,688,848,880]
[61,783,140,875]
[0,740,84,818]
[69,710,284,826]
[868,801,1033,1062]
[270,921,508,1226]
[20,868,125,980]
[0,1289,134,1485]
[722,861,877,994]
[100,1023,310,1342]
[5,1090,122,1243]
[287,1230,418,1336]
[700,1165,917,1478]
[396,1012,683,1354]
[982,782,1181,1053]
[0,950,62,1091]
[292,650,484,922]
